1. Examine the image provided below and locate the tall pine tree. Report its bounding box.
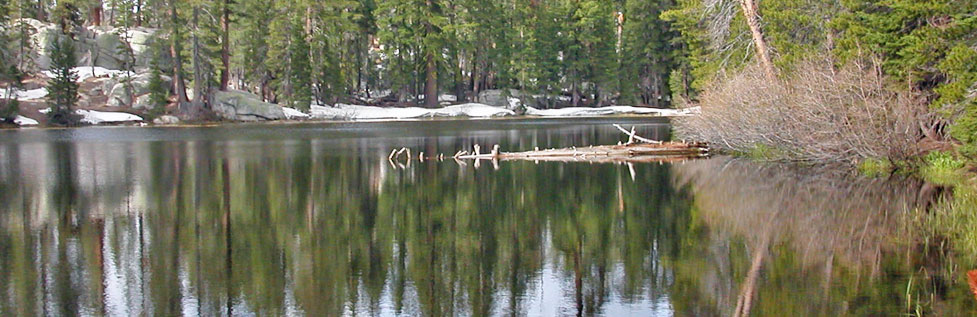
[47,36,80,126]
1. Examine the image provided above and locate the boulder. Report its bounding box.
[133,94,154,110]
[153,115,180,125]
[105,72,171,107]
[211,90,285,121]
[476,89,527,111]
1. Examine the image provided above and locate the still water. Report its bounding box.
[0,118,973,316]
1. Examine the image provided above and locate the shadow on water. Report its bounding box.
[0,120,974,316]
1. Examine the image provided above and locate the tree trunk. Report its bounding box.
[455,50,465,102]
[191,5,206,112]
[169,0,190,109]
[472,49,480,102]
[738,0,777,81]
[219,0,230,90]
[91,1,103,26]
[135,0,142,27]
[36,0,46,21]
[571,79,581,108]
[424,52,438,108]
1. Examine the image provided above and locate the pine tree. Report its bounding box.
[267,0,311,110]
[47,36,80,126]
[1,1,20,123]
[376,0,447,107]
[165,0,190,112]
[188,0,219,111]
[233,0,273,100]
[621,0,678,107]
[147,48,170,115]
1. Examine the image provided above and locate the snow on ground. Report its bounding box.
[307,103,697,121]
[415,94,458,102]
[38,107,143,124]
[525,105,693,117]
[507,97,522,110]
[282,107,310,119]
[14,115,39,126]
[0,88,49,101]
[437,103,515,117]
[42,66,128,82]
[76,109,143,124]
[309,103,513,120]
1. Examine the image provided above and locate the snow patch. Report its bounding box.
[282,107,310,119]
[309,103,514,120]
[437,103,515,117]
[14,115,39,126]
[413,94,458,102]
[507,97,522,110]
[525,106,693,117]
[38,107,143,124]
[1,88,49,101]
[42,66,128,82]
[76,109,143,124]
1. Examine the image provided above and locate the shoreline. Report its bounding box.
[2,113,678,131]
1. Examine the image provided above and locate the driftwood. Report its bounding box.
[388,125,709,167]
[490,142,707,160]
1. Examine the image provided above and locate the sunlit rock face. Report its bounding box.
[211,90,287,121]
[21,18,158,71]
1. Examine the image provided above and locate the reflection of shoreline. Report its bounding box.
[0,124,683,316]
[671,156,937,314]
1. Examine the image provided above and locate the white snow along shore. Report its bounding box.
[310,103,515,120]
[14,115,39,126]
[282,107,311,119]
[38,107,143,124]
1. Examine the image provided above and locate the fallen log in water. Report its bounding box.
[388,125,709,166]
[489,142,708,161]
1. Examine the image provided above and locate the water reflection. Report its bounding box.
[0,121,973,315]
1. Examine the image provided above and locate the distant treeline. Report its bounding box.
[1,1,975,138]
[1,0,683,114]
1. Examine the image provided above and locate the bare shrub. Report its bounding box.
[674,58,922,164]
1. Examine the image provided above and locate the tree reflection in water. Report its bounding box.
[0,124,974,316]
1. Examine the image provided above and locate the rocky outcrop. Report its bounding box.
[152,115,180,125]
[104,72,171,108]
[476,89,528,113]
[211,90,286,121]
[24,19,157,71]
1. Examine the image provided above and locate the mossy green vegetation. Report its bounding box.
[921,151,968,184]
[858,158,896,177]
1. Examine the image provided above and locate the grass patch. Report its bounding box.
[921,151,967,184]
[858,158,895,177]
[735,143,788,161]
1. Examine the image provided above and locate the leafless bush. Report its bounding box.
[674,58,922,164]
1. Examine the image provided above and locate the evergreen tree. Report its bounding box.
[232,0,273,100]
[47,36,80,126]
[147,47,170,115]
[267,0,311,110]
[376,0,447,107]
[1,1,18,122]
[188,0,219,111]
[621,0,677,107]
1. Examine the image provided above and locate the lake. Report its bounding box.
[1,118,974,316]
